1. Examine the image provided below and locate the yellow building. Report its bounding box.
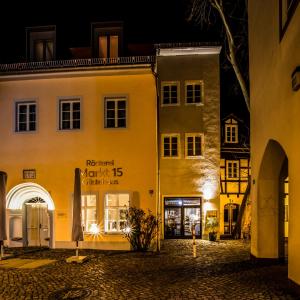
[0,23,223,250]
[0,62,157,250]
[249,0,300,286]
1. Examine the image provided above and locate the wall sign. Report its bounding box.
[82,160,124,185]
[23,169,36,179]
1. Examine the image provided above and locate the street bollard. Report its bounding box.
[192,224,196,258]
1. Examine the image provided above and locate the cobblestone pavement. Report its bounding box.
[0,239,299,300]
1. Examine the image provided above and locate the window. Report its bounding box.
[98,35,119,58]
[16,102,36,132]
[227,161,239,179]
[225,124,238,143]
[185,133,203,157]
[59,99,81,130]
[92,22,123,58]
[185,81,204,104]
[104,98,127,128]
[26,26,56,62]
[161,82,179,105]
[280,0,300,38]
[81,194,97,233]
[105,193,129,233]
[162,134,180,158]
[34,40,53,61]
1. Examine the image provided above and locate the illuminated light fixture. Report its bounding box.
[89,223,100,235]
[123,226,131,234]
[6,182,55,210]
[292,66,300,91]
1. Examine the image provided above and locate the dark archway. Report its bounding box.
[256,139,288,259]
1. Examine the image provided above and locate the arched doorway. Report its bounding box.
[256,139,288,259]
[224,203,239,235]
[6,183,55,248]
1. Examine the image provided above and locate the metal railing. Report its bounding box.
[0,56,155,74]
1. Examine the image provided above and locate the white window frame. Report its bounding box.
[81,193,98,233]
[104,193,130,233]
[161,81,180,106]
[16,101,37,132]
[227,160,239,179]
[161,133,181,158]
[59,98,81,130]
[225,124,238,143]
[104,97,127,128]
[185,80,204,105]
[185,133,204,158]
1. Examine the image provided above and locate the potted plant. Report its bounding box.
[205,216,219,241]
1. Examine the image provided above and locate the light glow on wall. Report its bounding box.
[6,182,55,210]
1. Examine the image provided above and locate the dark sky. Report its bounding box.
[0,0,248,119]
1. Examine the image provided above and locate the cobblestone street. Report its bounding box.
[0,240,298,300]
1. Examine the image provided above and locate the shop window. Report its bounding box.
[16,101,36,132]
[81,194,97,233]
[162,134,180,158]
[104,97,127,128]
[227,160,239,179]
[185,80,204,104]
[161,81,180,106]
[104,193,129,233]
[59,98,81,130]
[185,133,203,157]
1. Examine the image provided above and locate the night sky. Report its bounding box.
[0,0,248,119]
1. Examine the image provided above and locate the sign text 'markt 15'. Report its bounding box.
[82,160,123,185]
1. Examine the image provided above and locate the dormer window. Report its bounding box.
[224,118,238,143]
[26,26,56,62]
[91,22,123,58]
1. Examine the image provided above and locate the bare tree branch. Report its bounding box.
[187,0,250,112]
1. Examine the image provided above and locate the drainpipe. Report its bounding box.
[153,50,161,252]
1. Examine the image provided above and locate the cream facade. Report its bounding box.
[249,0,300,285]
[0,65,157,250]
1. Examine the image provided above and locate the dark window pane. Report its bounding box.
[62,112,70,121]
[29,105,36,113]
[171,148,178,156]
[73,102,80,111]
[106,110,115,118]
[118,109,126,118]
[19,123,27,131]
[62,102,70,111]
[73,120,80,129]
[164,148,170,156]
[171,85,177,92]
[19,113,26,123]
[19,105,27,113]
[73,111,80,120]
[106,101,115,109]
[224,209,229,222]
[118,118,126,128]
[29,113,36,122]
[29,122,36,131]
[118,101,126,109]
[106,119,115,128]
[188,147,194,156]
[62,121,70,129]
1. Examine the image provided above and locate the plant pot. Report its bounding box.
[209,232,217,241]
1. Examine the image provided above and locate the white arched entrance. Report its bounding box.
[6,183,55,248]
